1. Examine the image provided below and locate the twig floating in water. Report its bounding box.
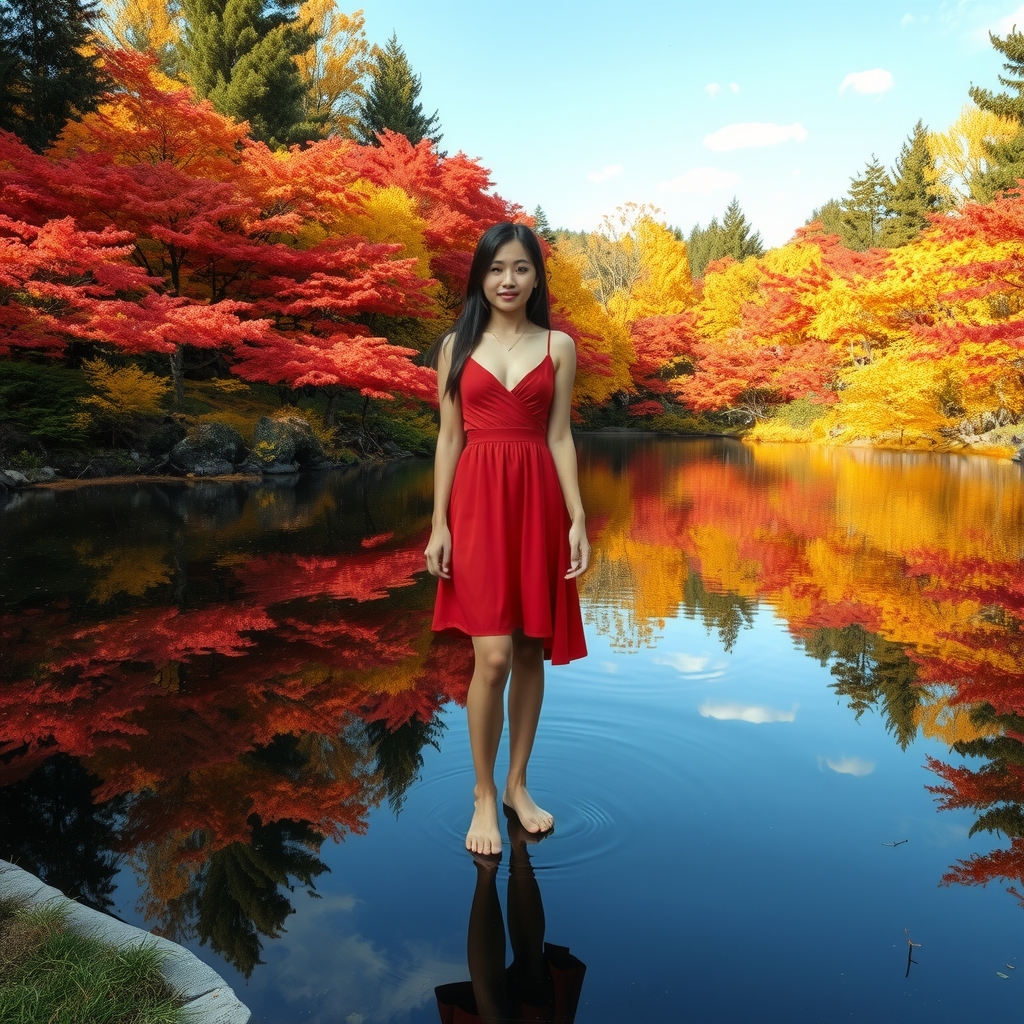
[904,929,921,978]
[882,839,909,847]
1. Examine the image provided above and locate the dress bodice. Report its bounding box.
[460,355,554,437]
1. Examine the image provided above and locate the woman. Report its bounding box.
[425,222,589,856]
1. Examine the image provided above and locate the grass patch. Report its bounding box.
[0,897,186,1024]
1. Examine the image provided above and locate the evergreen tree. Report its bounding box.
[841,156,890,250]
[687,198,763,280]
[881,120,940,247]
[353,33,442,148]
[533,205,556,244]
[970,28,1024,200]
[721,197,764,260]
[179,0,320,147]
[0,0,106,152]
[806,198,845,237]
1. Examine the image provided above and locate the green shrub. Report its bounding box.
[771,397,829,429]
[0,361,91,449]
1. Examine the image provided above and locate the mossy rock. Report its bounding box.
[170,422,246,475]
[249,416,326,469]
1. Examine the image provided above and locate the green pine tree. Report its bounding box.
[179,0,321,147]
[881,120,940,247]
[841,156,890,250]
[687,198,763,280]
[970,28,1024,200]
[533,205,556,244]
[806,198,846,237]
[0,0,106,152]
[353,33,442,148]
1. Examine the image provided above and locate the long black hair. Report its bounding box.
[427,222,551,403]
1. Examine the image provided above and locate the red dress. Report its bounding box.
[431,333,587,665]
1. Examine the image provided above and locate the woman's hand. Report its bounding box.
[565,519,590,579]
[425,524,452,579]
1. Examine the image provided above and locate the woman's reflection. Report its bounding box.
[436,811,586,1023]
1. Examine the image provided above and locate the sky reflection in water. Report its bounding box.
[1,438,1023,1023]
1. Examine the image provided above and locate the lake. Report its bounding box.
[2,437,1023,1023]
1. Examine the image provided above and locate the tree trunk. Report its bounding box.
[325,390,338,428]
[169,346,184,407]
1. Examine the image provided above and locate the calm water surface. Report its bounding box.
[2,438,1023,1023]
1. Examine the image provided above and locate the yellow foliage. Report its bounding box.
[78,358,171,430]
[547,246,633,406]
[696,256,760,342]
[100,0,179,55]
[560,202,661,310]
[822,343,955,448]
[332,181,431,276]
[294,2,373,138]
[606,217,694,326]
[75,540,171,603]
[928,104,1019,207]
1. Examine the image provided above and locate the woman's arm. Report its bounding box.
[425,339,465,579]
[546,332,590,578]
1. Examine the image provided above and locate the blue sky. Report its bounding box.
[360,0,1024,246]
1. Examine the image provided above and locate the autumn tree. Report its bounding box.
[100,0,180,71]
[970,28,1024,200]
[0,0,107,151]
[353,33,441,148]
[606,217,694,327]
[293,0,372,138]
[687,198,763,280]
[881,120,939,247]
[178,0,319,146]
[928,104,1018,206]
[557,202,655,310]
[841,156,889,250]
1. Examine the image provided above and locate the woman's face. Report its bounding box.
[481,239,538,314]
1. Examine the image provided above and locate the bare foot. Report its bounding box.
[466,788,502,855]
[502,784,554,834]
[505,806,549,849]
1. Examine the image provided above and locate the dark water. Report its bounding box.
[2,438,1023,1023]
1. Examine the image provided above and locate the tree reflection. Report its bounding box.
[802,625,922,749]
[0,754,124,913]
[0,470,461,975]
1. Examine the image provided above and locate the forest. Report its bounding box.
[1,0,1024,477]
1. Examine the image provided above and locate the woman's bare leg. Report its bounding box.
[503,633,553,833]
[466,635,513,855]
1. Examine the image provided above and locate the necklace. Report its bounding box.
[486,328,528,353]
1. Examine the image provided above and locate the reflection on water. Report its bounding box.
[436,812,586,1024]
[1,440,1023,1018]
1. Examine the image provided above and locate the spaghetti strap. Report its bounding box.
[546,330,551,355]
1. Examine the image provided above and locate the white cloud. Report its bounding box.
[901,12,914,27]
[654,653,711,673]
[729,82,740,94]
[703,122,808,151]
[248,894,463,1023]
[705,82,721,97]
[826,756,876,777]
[698,701,797,724]
[600,660,618,674]
[588,163,623,183]
[839,68,895,95]
[659,166,740,193]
